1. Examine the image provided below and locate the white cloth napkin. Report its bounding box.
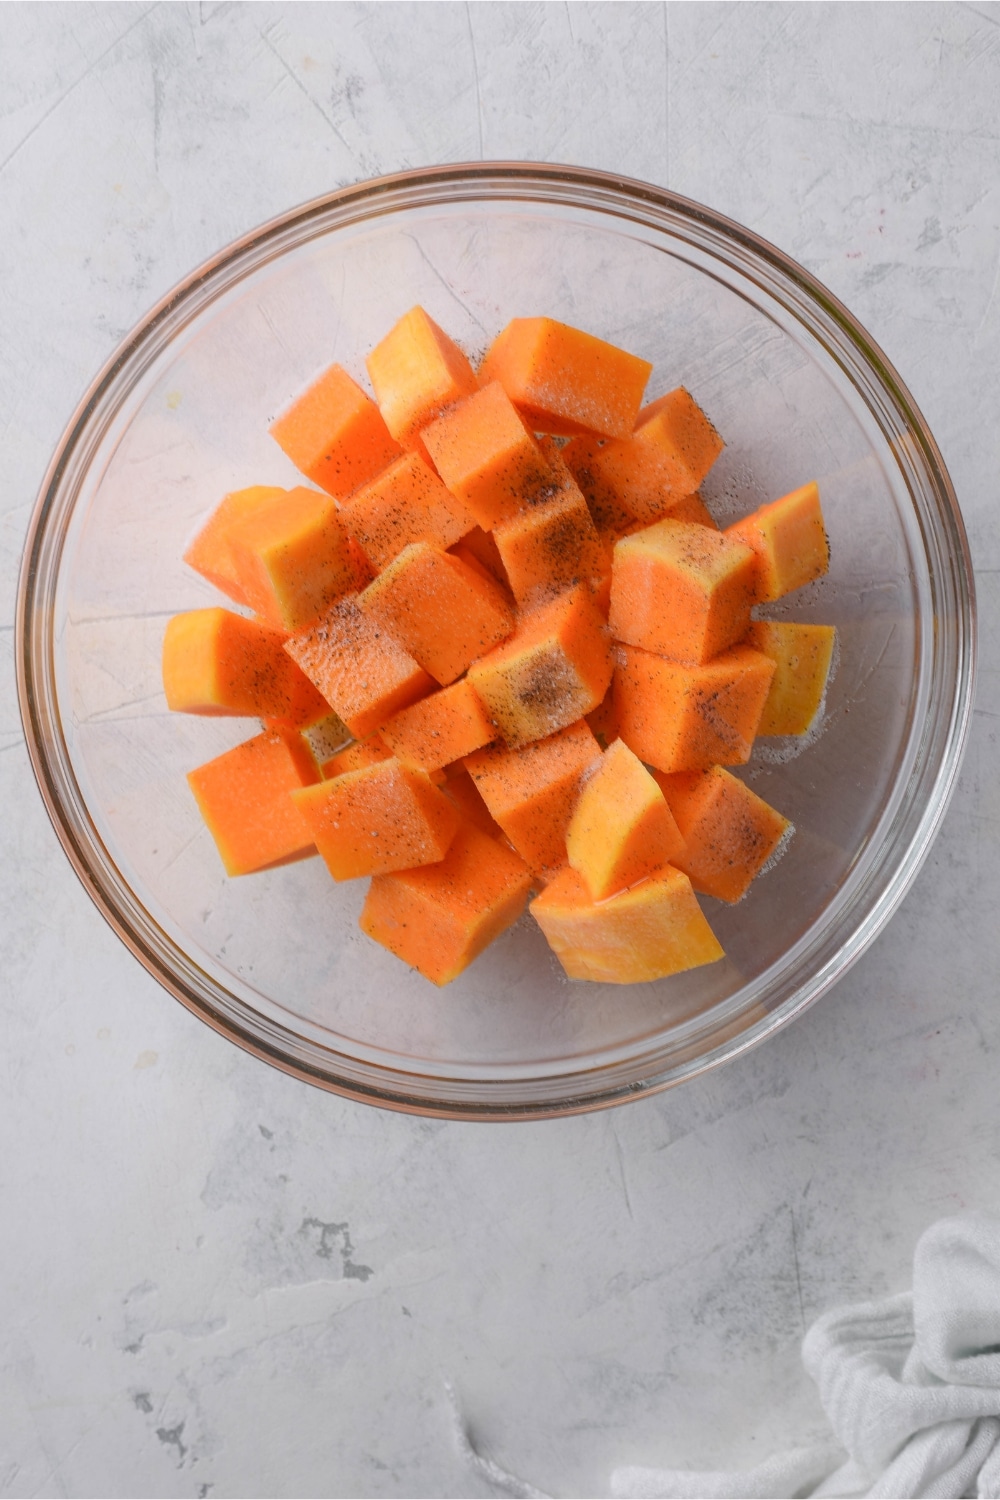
[611,1212,1000,1499]
[454,1213,1000,1499]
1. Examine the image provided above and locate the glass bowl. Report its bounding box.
[16,164,975,1119]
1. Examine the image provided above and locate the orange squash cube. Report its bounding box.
[464,719,600,875]
[566,739,686,900]
[467,585,612,748]
[226,486,357,633]
[609,519,758,664]
[654,766,791,903]
[530,865,724,983]
[478,318,652,439]
[379,679,495,772]
[366,306,479,450]
[725,481,829,601]
[421,381,557,528]
[284,596,433,739]
[187,728,321,876]
[162,607,328,724]
[360,823,533,986]
[339,450,475,570]
[493,460,607,612]
[614,642,775,772]
[183,486,286,606]
[360,542,514,687]
[747,620,836,736]
[292,759,459,881]
[633,387,725,495]
[269,363,402,499]
[561,388,722,535]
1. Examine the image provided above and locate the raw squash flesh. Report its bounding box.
[168,305,835,988]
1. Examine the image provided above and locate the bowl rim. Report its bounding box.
[16,160,977,1120]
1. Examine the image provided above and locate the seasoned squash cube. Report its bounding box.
[359,823,533,986]
[530,865,724,983]
[226,486,357,633]
[340,450,475,570]
[366,306,479,450]
[292,759,458,881]
[654,766,791,903]
[493,456,607,611]
[269,363,402,499]
[187,729,321,876]
[467,584,612,748]
[609,519,758,664]
[464,719,600,876]
[284,596,433,739]
[566,738,686,900]
[421,381,557,529]
[479,318,652,439]
[360,542,514,686]
[379,679,495,772]
[183,486,286,606]
[633,386,725,495]
[562,387,723,534]
[162,607,328,725]
[725,481,829,601]
[614,642,775,772]
[748,621,836,736]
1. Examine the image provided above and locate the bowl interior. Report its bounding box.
[24,170,968,1114]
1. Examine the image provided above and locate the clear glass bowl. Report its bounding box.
[16,164,975,1118]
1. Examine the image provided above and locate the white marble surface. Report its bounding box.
[2,4,999,1496]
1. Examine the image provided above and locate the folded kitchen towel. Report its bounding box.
[454,1213,1000,1499]
[611,1212,1000,1499]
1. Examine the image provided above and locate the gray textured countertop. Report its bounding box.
[2,5,999,1496]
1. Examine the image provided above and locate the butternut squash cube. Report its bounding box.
[421,381,557,529]
[467,584,612,748]
[725,481,829,601]
[479,318,652,438]
[562,388,722,535]
[360,823,533,986]
[633,386,725,495]
[187,728,321,876]
[339,450,475,570]
[379,679,495,772]
[748,621,836,736]
[226,486,357,633]
[366,306,479,450]
[567,738,686,900]
[269,363,402,499]
[360,542,515,686]
[162,607,328,725]
[183,485,285,606]
[654,766,791,903]
[530,865,724,984]
[292,759,459,881]
[614,642,775,772]
[284,596,433,739]
[609,519,758,665]
[493,456,607,611]
[464,719,600,876]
